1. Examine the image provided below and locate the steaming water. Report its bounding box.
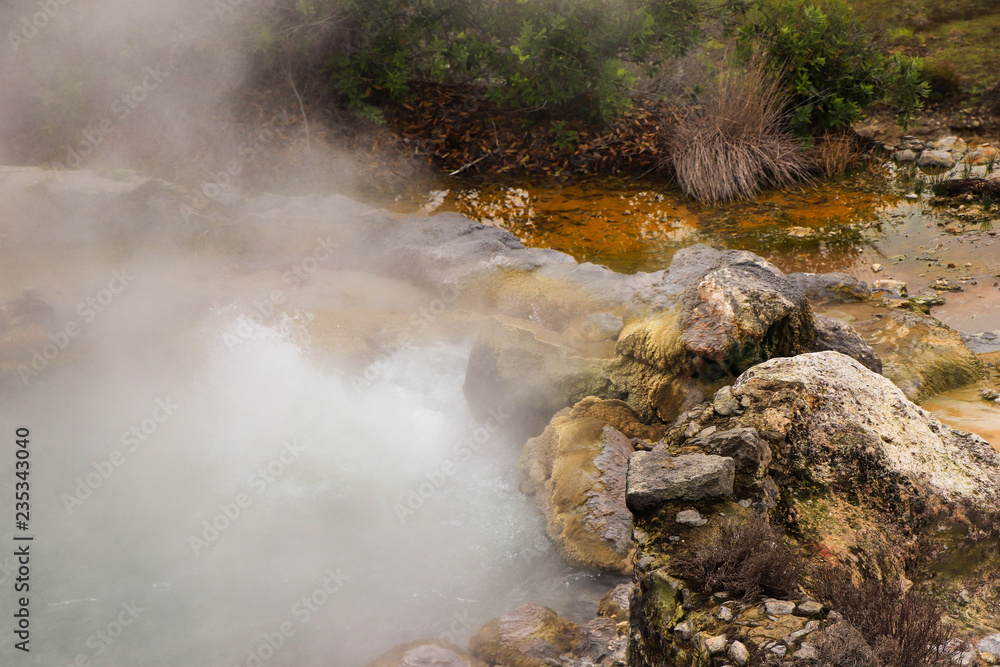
[0,298,612,665]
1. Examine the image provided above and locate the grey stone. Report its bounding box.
[898,136,926,152]
[713,385,740,416]
[697,425,717,438]
[979,633,1000,657]
[730,640,751,666]
[931,136,967,153]
[794,600,824,617]
[794,643,819,661]
[705,634,728,655]
[788,627,815,642]
[676,509,708,527]
[717,605,734,622]
[917,149,956,169]
[689,427,772,476]
[893,149,917,163]
[764,599,796,615]
[573,617,626,666]
[731,352,1000,526]
[626,452,735,512]
[770,644,787,657]
[963,330,1000,354]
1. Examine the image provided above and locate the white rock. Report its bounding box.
[979,633,1000,657]
[764,599,796,615]
[673,619,694,641]
[794,643,819,661]
[729,640,750,666]
[705,634,727,654]
[676,509,708,527]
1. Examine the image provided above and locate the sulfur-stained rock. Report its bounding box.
[469,603,579,667]
[609,246,818,422]
[520,397,664,573]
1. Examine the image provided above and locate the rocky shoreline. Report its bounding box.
[2,167,999,666]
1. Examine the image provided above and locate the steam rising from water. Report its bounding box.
[1,305,603,665]
[0,3,619,663]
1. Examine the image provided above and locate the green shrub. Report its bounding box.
[275,0,741,124]
[737,0,929,133]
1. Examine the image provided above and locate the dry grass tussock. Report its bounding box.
[811,131,866,179]
[666,67,812,204]
[808,564,961,667]
[674,512,802,601]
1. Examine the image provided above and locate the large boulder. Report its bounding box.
[367,640,488,667]
[731,351,1000,517]
[653,350,1000,580]
[608,245,867,422]
[520,397,665,573]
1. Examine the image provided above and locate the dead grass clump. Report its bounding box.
[812,132,865,179]
[665,67,812,204]
[809,565,958,667]
[813,622,878,667]
[675,512,802,601]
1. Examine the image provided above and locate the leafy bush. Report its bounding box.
[276,0,739,123]
[736,0,929,133]
[809,565,959,667]
[674,512,802,600]
[667,65,812,203]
